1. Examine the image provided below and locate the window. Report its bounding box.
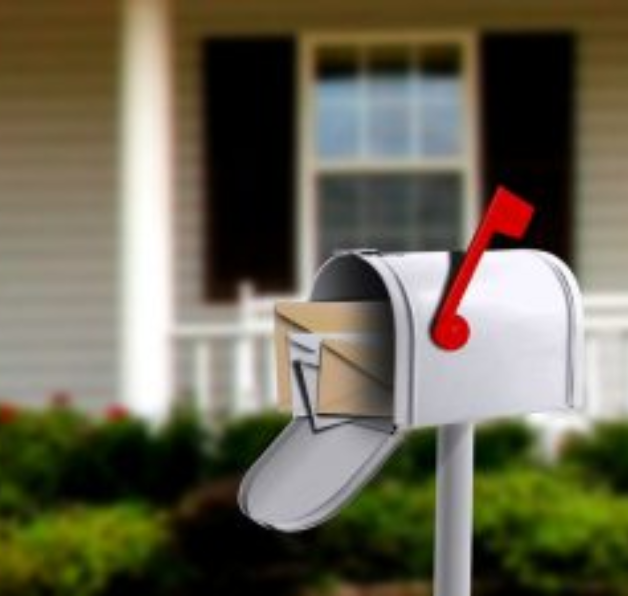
[301,34,478,276]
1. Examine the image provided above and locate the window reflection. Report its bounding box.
[315,43,463,159]
[318,174,462,261]
[313,41,466,264]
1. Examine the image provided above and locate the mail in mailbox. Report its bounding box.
[274,301,394,414]
[239,249,584,532]
[289,332,394,421]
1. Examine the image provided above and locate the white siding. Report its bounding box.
[0,1,118,406]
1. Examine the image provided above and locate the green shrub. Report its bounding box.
[60,417,157,503]
[379,429,437,483]
[314,469,628,594]
[61,407,214,505]
[171,478,318,596]
[315,481,435,582]
[475,420,537,472]
[560,422,628,493]
[148,406,214,503]
[379,421,536,484]
[211,412,290,476]
[0,505,170,596]
[0,405,89,514]
[474,469,628,594]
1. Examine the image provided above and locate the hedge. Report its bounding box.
[0,406,626,595]
[0,505,170,596]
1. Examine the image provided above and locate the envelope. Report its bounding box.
[288,331,393,418]
[287,339,317,418]
[318,338,393,417]
[293,360,350,430]
[275,301,392,410]
[288,334,348,429]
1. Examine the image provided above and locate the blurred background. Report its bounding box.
[1,0,628,594]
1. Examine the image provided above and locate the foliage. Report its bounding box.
[475,419,537,472]
[379,429,437,483]
[211,411,290,476]
[379,420,536,484]
[0,505,170,596]
[475,469,628,594]
[0,405,88,515]
[1,407,628,595]
[560,421,628,493]
[170,478,318,596]
[61,406,213,505]
[314,480,435,582]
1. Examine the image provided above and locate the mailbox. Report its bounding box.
[239,248,584,532]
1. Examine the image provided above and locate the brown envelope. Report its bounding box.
[317,339,393,417]
[274,301,392,411]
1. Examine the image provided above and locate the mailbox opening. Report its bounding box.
[310,252,413,428]
[310,252,391,302]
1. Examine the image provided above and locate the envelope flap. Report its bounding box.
[322,339,391,386]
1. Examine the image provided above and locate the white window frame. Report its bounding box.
[296,31,481,290]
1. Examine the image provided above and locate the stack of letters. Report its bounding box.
[274,301,395,430]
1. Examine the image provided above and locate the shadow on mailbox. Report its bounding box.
[239,249,583,532]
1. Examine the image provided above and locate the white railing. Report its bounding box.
[173,283,284,418]
[174,288,628,420]
[584,294,628,417]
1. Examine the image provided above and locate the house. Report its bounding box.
[0,0,627,421]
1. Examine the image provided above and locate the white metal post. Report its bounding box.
[434,423,475,596]
[120,0,174,420]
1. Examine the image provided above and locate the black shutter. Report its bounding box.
[481,33,575,262]
[203,38,296,301]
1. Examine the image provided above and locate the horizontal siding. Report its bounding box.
[0,1,118,407]
[579,30,628,290]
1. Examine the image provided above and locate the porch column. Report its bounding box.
[119,0,174,419]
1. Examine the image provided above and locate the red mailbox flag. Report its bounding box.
[431,186,535,351]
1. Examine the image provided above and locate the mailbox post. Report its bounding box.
[435,423,474,596]
[239,188,584,596]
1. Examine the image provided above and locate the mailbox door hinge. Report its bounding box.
[333,248,382,257]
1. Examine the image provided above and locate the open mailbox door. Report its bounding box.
[239,248,583,532]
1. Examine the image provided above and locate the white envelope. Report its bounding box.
[289,332,392,417]
[288,334,349,430]
[293,361,349,430]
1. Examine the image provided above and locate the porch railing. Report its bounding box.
[583,294,628,417]
[173,283,284,418]
[173,287,628,420]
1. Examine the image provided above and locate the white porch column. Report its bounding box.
[119,0,174,419]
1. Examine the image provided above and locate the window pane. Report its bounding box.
[414,45,463,156]
[318,173,462,261]
[316,47,361,158]
[318,104,360,157]
[366,101,412,157]
[365,47,412,157]
[366,47,411,101]
[315,43,464,160]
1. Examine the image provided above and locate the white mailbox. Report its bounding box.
[239,248,584,533]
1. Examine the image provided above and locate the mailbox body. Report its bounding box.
[311,249,584,429]
[240,249,583,532]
